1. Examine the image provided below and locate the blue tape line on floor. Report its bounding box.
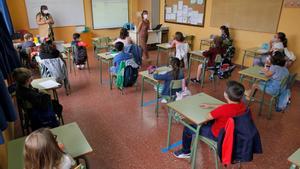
[142,98,162,107]
[161,140,182,153]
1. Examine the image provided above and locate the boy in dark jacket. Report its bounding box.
[174,80,247,158]
[13,68,60,130]
[72,33,88,69]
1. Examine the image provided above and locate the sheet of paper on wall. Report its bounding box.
[196,13,204,24]
[166,7,172,14]
[177,16,183,23]
[178,1,183,10]
[177,10,183,17]
[197,0,204,5]
[173,4,177,13]
[170,13,176,20]
[182,16,188,23]
[183,5,188,14]
[166,13,170,20]
[190,0,197,4]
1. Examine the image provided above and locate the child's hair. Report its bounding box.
[170,57,181,80]
[115,41,124,52]
[271,51,286,67]
[213,36,223,48]
[40,5,48,15]
[12,67,32,85]
[175,32,185,42]
[225,80,245,102]
[40,40,56,54]
[220,25,230,38]
[141,10,148,19]
[24,128,65,169]
[120,28,129,39]
[277,32,288,48]
[73,33,80,41]
[24,33,33,41]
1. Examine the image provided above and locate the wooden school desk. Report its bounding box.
[62,43,73,73]
[8,122,93,169]
[187,50,207,87]
[139,66,172,116]
[199,38,213,50]
[239,66,270,114]
[97,52,118,90]
[241,47,268,68]
[156,43,175,66]
[288,148,300,169]
[31,77,61,101]
[166,93,224,169]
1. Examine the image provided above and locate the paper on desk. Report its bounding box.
[39,80,60,89]
[158,70,169,75]
[111,53,118,57]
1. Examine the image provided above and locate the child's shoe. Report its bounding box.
[173,149,191,159]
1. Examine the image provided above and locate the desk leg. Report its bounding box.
[157,47,160,66]
[155,83,159,117]
[68,50,72,73]
[109,61,112,90]
[99,58,103,85]
[241,51,247,69]
[200,59,207,88]
[259,82,267,116]
[167,107,173,148]
[187,54,193,82]
[53,89,59,102]
[141,77,145,107]
[191,125,201,169]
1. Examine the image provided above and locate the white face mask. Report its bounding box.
[43,10,49,14]
[143,14,148,19]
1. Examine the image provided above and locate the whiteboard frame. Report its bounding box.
[91,0,129,30]
[24,0,86,29]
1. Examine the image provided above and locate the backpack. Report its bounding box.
[123,65,138,87]
[124,44,143,66]
[73,45,88,65]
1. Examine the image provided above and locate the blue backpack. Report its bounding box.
[125,44,143,66]
[123,65,138,87]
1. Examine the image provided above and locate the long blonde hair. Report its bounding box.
[24,128,65,169]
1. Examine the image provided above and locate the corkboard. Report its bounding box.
[164,0,206,27]
[284,0,300,7]
[210,0,284,33]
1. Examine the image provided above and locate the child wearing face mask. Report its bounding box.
[253,32,287,67]
[138,10,150,64]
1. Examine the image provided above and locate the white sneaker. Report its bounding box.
[80,64,85,69]
[161,98,168,103]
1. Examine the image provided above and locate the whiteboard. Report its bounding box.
[92,0,128,29]
[25,0,85,29]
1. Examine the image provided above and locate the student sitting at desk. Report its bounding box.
[174,80,247,158]
[72,33,88,69]
[191,36,225,84]
[245,51,289,99]
[39,40,63,60]
[21,33,36,49]
[110,42,132,74]
[253,32,287,66]
[24,128,75,169]
[153,57,184,103]
[113,28,132,47]
[13,68,61,130]
[170,32,189,68]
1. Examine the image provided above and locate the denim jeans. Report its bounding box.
[182,122,217,153]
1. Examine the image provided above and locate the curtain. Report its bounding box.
[0,0,14,35]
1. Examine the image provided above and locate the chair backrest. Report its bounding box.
[169,79,183,96]
[184,35,194,50]
[286,73,297,89]
[280,75,290,89]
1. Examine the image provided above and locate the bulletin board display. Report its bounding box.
[164,0,206,27]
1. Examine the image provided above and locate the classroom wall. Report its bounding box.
[160,1,300,77]
[6,0,140,43]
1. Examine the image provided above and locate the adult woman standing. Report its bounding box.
[138,10,150,63]
[36,5,55,41]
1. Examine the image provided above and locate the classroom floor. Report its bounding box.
[19,49,300,169]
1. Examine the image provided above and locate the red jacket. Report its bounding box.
[221,118,234,165]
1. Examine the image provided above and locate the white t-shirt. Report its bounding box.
[113,37,132,46]
[58,154,75,169]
